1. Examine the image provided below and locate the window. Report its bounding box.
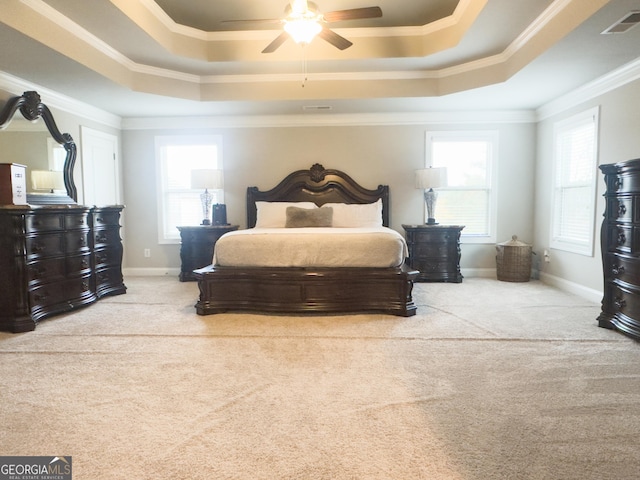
[155,135,223,243]
[551,107,599,256]
[425,131,498,243]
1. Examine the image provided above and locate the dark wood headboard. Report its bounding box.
[246,163,390,228]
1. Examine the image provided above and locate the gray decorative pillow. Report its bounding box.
[285,206,333,227]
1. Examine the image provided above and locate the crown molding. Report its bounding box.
[537,56,640,120]
[0,71,122,129]
[122,110,536,131]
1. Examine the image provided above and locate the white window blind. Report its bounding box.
[156,136,223,243]
[551,107,599,256]
[426,131,498,243]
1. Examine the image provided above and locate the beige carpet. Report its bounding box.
[1,277,639,479]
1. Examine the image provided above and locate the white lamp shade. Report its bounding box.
[415,167,447,189]
[31,170,65,191]
[191,169,223,190]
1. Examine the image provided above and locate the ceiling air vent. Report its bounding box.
[302,105,332,111]
[602,11,640,34]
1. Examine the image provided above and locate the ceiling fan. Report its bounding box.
[223,0,382,53]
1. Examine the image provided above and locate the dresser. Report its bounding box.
[598,159,640,340]
[0,205,126,333]
[402,224,464,283]
[177,224,239,281]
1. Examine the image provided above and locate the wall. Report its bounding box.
[121,121,536,274]
[534,78,640,298]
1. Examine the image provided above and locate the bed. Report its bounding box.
[193,163,418,316]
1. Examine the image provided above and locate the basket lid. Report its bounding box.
[498,235,531,247]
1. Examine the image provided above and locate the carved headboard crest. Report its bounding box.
[309,163,327,183]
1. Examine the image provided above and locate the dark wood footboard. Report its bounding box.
[193,264,419,317]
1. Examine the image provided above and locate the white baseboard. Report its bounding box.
[538,272,602,304]
[123,267,181,277]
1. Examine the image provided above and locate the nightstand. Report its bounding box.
[177,224,238,281]
[402,224,464,283]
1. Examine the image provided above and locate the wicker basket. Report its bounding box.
[496,235,532,282]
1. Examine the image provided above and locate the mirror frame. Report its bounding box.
[0,91,77,204]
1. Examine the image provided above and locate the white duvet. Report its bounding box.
[213,227,408,268]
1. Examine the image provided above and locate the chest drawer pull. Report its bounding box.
[618,203,627,217]
[614,297,626,309]
[612,265,625,276]
[617,232,627,245]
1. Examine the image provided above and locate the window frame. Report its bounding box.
[425,130,499,244]
[550,107,600,256]
[155,135,224,244]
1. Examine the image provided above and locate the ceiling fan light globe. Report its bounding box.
[284,18,322,44]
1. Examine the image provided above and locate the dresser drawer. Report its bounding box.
[605,224,640,254]
[93,226,121,247]
[606,196,634,223]
[94,246,123,268]
[66,229,91,254]
[93,210,121,227]
[605,283,640,321]
[26,214,64,232]
[30,274,92,310]
[26,233,65,258]
[27,257,66,284]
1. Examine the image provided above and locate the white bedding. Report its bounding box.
[213,227,408,268]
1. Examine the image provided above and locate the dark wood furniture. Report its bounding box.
[0,91,78,205]
[0,92,126,333]
[0,205,126,333]
[177,224,239,281]
[194,163,419,317]
[598,158,640,340]
[402,224,464,283]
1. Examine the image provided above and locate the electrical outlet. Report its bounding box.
[543,249,550,263]
[144,248,151,258]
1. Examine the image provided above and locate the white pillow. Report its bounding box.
[254,201,317,228]
[323,199,383,228]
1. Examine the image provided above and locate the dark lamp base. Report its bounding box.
[201,219,211,225]
[426,218,439,225]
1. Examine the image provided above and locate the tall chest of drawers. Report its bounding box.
[0,205,126,333]
[599,159,640,340]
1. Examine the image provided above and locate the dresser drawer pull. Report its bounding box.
[31,243,45,253]
[82,281,90,291]
[614,297,626,309]
[617,232,627,245]
[612,265,625,276]
[96,233,108,243]
[618,203,627,217]
[96,252,108,263]
[81,258,89,268]
[614,176,623,190]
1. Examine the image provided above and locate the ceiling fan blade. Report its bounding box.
[323,6,382,23]
[318,27,353,50]
[262,31,290,53]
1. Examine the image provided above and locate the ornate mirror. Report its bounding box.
[0,91,77,204]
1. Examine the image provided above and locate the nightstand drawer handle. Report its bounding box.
[617,232,627,245]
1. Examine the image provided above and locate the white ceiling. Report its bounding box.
[0,0,638,118]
